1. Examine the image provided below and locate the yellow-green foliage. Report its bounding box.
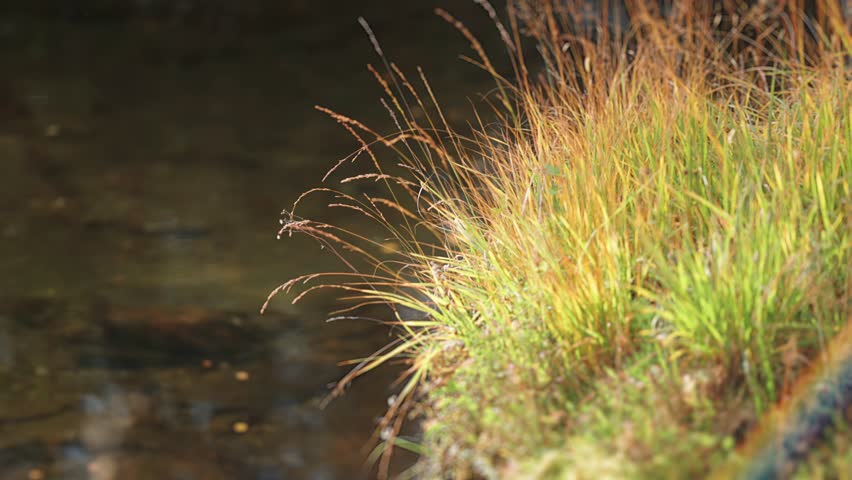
[269,1,851,478]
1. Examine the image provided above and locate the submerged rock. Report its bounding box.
[95,304,272,359]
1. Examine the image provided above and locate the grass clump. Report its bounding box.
[267,1,851,478]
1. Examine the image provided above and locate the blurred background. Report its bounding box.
[0,1,504,478]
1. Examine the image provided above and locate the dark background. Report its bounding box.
[0,1,504,479]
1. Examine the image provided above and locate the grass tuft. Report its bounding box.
[269,1,851,478]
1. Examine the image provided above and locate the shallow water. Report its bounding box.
[0,3,499,478]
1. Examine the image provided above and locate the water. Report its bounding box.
[0,2,499,478]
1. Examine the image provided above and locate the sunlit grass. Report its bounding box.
[268,1,850,478]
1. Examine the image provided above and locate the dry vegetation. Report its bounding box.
[267,1,851,478]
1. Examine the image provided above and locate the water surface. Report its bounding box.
[0,2,500,478]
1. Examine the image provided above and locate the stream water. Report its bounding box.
[0,2,500,478]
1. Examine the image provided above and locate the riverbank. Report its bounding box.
[276,1,851,478]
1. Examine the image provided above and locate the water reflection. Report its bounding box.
[1,295,409,478]
[0,1,499,478]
